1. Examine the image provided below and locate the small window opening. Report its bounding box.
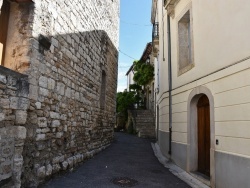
[178,10,193,75]
[100,70,106,109]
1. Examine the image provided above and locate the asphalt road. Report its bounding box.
[41,132,191,188]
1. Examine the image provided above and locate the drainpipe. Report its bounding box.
[167,15,172,155]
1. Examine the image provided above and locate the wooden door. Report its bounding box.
[0,0,10,65]
[197,95,210,177]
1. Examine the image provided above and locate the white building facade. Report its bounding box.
[152,0,250,187]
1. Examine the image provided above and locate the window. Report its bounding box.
[0,0,10,65]
[100,70,106,109]
[177,9,194,75]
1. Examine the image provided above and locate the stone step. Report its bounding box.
[135,119,154,123]
[136,123,155,127]
[134,111,154,115]
[135,113,154,117]
[129,109,156,139]
[139,127,155,131]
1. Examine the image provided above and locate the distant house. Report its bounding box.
[151,0,250,187]
[125,64,135,91]
[140,42,155,111]
[125,43,155,111]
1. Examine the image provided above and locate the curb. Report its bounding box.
[151,142,210,188]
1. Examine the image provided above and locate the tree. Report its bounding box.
[116,90,136,113]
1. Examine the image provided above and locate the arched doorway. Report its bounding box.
[187,86,215,187]
[197,95,210,177]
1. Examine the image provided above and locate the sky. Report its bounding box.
[117,0,152,92]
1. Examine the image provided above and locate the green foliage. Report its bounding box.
[133,60,154,86]
[129,83,145,109]
[129,83,142,91]
[116,91,136,113]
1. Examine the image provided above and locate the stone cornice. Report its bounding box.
[164,0,180,18]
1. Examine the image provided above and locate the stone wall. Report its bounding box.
[0,66,29,188]
[4,1,34,73]
[23,0,119,187]
[0,0,119,187]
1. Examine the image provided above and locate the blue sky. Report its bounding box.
[117,0,152,92]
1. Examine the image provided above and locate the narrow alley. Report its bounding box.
[41,133,191,188]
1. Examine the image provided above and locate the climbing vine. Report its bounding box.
[133,60,154,86]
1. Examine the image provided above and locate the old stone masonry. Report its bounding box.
[0,0,120,187]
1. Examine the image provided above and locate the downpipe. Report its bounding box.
[167,15,172,155]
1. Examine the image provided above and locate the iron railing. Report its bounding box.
[152,22,159,40]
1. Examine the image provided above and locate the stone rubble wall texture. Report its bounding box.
[0,67,29,188]
[0,0,120,187]
[22,0,120,187]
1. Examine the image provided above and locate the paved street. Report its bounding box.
[41,132,191,188]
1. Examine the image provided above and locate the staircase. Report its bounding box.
[131,110,156,139]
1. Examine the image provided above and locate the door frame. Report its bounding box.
[187,86,215,187]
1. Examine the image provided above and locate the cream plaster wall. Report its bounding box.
[155,0,170,136]
[156,0,250,146]
[166,59,250,155]
[154,0,250,186]
[170,0,250,89]
[156,0,169,96]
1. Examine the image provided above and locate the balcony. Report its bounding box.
[152,22,159,56]
[152,22,159,40]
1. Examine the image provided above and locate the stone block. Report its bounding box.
[60,114,67,121]
[7,126,27,140]
[51,120,60,127]
[38,117,47,128]
[10,97,29,110]
[15,110,27,124]
[61,161,68,170]
[52,155,64,164]
[52,164,61,174]
[67,157,74,168]
[65,87,71,98]
[1,162,12,178]
[39,76,48,88]
[36,134,46,141]
[51,38,59,48]
[0,98,10,108]
[56,82,65,96]
[0,113,5,121]
[39,88,49,96]
[50,112,60,119]
[46,164,52,176]
[10,97,18,109]
[37,166,46,178]
[29,85,39,101]
[48,78,56,90]
[35,102,42,109]
[56,132,63,138]
[0,74,7,84]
